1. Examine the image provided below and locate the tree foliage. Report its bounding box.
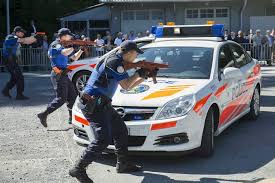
[1,0,98,40]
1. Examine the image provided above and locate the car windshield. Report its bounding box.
[136,47,214,79]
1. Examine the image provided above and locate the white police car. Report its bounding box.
[67,37,155,92]
[72,24,261,157]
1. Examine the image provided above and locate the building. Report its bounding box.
[59,0,275,38]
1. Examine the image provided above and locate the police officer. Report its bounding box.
[69,41,155,182]
[37,28,84,127]
[2,26,38,100]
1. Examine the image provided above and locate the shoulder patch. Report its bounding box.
[117,66,125,73]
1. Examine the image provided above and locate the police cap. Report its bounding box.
[120,41,143,54]
[57,28,74,37]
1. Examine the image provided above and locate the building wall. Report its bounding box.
[243,0,273,32]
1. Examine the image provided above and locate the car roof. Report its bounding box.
[142,39,223,49]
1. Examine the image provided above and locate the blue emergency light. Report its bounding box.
[151,24,224,38]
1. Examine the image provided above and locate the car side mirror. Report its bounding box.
[223,67,242,80]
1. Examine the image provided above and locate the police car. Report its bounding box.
[72,24,261,157]
[67,37,155,92]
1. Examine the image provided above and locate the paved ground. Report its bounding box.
[0,66,275,183]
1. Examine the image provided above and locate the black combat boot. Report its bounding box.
[116,155,142,173]
[2,88,11,98]
[69,159,93,183]
[16,94,29,100]
[37,110,49,128]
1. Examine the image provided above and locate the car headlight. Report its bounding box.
[155,95,195,120]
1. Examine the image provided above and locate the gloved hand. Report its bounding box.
[147,68,159,78]
[136,68,150,79]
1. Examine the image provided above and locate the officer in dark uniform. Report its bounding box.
[2,26,38,100]
[37,28,84,127]
[69,41,155,183]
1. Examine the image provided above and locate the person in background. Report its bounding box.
[230,31,236,41]
[104,35,114,52]
[122,34,129,42]
[137,32,143,38]
[42,35,49,52]
[264,30,274,65]
[224,29,232,40]
[271,29,275,63]
[234,31,249,44]
[145,30,150,37]
[94,34,105,56]
[128,31,136,41]
[114,32,123,47]
[252,29,263,59]
[103,31,111,42]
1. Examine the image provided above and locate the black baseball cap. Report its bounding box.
[57,28,74,37]
[13,26,26,34]
[120,40,143,54]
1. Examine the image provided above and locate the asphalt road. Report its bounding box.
[0,66,275,183]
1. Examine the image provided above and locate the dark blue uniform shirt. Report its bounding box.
[48,40,70,69]
[3,34,19,58]
[84,54,129,99]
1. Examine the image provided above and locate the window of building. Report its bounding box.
[216,8,228,17]
[186,9,199,18]
[122,11,134,21]
[151,10,163,20]
[89,20,109,28]
[200,9,214,18]
[136,11,149,20]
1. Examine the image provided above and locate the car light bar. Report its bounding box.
[151,24,224,38]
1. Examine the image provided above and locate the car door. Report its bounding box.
[217,44,238,127]
[229,43,254,117]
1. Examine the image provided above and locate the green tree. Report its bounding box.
[1,0,98,41]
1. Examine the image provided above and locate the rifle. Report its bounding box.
[123,61,169,84]
[60,40,96,47]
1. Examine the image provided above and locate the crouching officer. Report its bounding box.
[2,26,38,100]
[69,41,155,183]
[37,28,84,127]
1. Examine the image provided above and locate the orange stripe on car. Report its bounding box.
[67,64,86,70]
[90,64,96,68]
[74,115,89,126]
[142,85,192,100]
[214,84,228,98]
[193,93,212,113]
[151,121,177,131]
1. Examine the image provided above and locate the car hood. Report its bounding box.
[112,78,210,107]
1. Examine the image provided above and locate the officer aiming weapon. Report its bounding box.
[123,61,169,84]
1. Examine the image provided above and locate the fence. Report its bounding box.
[240,43,275,64]
[0,44,274,71]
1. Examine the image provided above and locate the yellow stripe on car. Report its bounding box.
[142,85,193,100]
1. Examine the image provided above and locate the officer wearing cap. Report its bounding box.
[69,40,154,182]
[2,26,38,100]
[37,28,84,127]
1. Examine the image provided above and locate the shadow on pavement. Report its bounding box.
[139,172,264,183]
[94,110,275,177]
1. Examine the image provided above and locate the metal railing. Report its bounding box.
[240,43,275,63]
[0,44,274,71]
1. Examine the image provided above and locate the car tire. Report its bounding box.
[245,87,260,120]
[72,71,91,93]
[197,108,214,158]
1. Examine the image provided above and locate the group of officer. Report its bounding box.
[2,26,157,183]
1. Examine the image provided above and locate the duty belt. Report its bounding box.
[80,92,111,105]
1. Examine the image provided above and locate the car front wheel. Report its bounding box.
[197,108,214,158]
